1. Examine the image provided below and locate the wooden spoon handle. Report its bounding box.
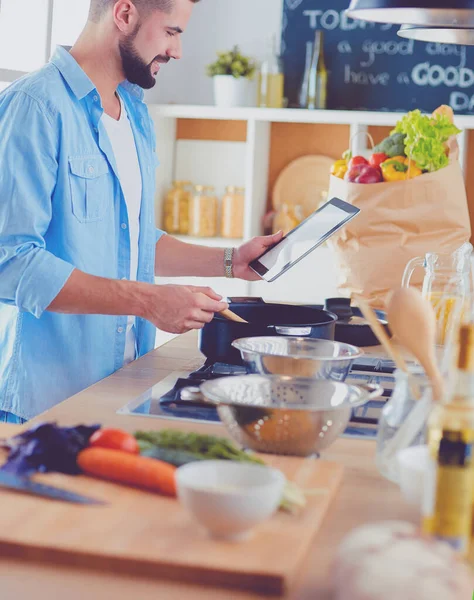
[219,309,248,324]
[354,295,422,400]
[354,295,408,372]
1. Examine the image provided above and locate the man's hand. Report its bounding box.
[233,231,284,281]
[144,285,229,334]
[47,271,227,333]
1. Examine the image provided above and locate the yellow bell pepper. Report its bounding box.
[331,159,348,179]
[406,159,423,180]
[380,156,422,182]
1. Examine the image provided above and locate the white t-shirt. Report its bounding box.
[102,96,142,365]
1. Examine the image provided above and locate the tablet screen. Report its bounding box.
[252,198,359,282]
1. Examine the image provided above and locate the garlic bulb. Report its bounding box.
[332,521,474,600]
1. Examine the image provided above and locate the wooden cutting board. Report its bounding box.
[0,456,343,596]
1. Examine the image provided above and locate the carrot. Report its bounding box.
[77,447,177,497]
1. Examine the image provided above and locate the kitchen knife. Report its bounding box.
[0,470,106,505]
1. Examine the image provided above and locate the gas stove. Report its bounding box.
[118,357,399,440]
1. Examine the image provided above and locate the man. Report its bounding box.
[0,0,282,424]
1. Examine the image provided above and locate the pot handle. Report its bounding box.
[272,326,312,337]
[357,383,384,400]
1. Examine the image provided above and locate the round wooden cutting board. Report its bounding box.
[273,155,334,217]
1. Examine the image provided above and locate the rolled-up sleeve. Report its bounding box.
[0,91,74,318]
[155,228,166,243]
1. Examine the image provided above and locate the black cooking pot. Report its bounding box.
[199,297,338,365]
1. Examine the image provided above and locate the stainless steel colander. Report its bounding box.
[200,375,382,457]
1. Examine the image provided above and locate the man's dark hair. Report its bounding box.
[89,0,199,23]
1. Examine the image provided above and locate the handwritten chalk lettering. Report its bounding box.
[426,43,467,68]
[340,12,365,31]
[344,65,390,85]
[361,39,415,68]
[338,41,353,53]
[450,91,474,112]
[303,9,378,30]
[412,62,474,88]
[397,72,411,84]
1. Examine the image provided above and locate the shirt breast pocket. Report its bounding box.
[68,155,112,223]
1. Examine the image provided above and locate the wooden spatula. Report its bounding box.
[386,287,444,401]
[219,309,248,324]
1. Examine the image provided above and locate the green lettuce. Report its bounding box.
[392,110,461,172]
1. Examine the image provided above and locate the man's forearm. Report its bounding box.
[47,269,152,317]
[155,235,226,277]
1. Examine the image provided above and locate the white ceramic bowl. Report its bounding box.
[397,445,429,508]
[176,461,286,542]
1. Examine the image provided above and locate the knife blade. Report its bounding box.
[0,470,106,505]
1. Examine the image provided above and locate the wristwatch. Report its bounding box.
[224,248,234,279]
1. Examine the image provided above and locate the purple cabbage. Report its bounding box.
[0,422,101,476]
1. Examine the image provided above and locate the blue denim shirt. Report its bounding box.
[0,47,164,420]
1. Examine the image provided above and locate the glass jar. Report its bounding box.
[162,180,192,235]
[189,185,218,237]
[376,366,430,483]
[221,186,245,239]
[402,242,473,346]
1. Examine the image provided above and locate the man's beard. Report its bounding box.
[119,27,170,90]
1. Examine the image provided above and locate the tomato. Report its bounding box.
[369,153,389,168]
[348,156,368,170]
[89,428,140,454]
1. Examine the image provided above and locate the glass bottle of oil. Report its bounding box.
[299,40,314,108]
[257,35,284,109]
[422,323,474,558]
[307,30,328,110]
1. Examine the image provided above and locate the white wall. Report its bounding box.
[145,0,284,106]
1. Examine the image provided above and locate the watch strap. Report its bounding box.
[224,247,234,279]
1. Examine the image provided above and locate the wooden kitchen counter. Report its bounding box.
[0,332,418,600]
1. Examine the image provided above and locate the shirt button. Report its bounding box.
[88,166,95,174]
[121,223,127,230]
[117,327,124,334]
[94,127,98,133]
[93,95,99,102]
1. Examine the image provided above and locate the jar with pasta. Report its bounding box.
[189,185,218,237]
[162,181,192,235]
[221,186,245,239]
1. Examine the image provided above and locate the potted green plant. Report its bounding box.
[206,46,257,108]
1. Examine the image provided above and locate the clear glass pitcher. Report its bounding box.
[402,242,473,345]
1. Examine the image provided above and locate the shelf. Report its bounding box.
[149,104,474,130]
[172,235,244,247]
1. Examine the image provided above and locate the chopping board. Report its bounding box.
[273,155,333,217]
[0,455,343,596]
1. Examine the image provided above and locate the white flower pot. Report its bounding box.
[213,75,255,108]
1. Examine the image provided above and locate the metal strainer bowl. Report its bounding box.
[232,337,363,381]
[200,375,382,457]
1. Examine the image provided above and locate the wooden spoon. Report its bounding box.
[354,295,410,375]
[219,308,248,324]
[386,288,444,401]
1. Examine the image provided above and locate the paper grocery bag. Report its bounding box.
[327,160,471,309]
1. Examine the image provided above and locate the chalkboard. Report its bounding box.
[281,0,474,114]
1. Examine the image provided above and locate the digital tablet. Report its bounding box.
[250,197,360,282]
